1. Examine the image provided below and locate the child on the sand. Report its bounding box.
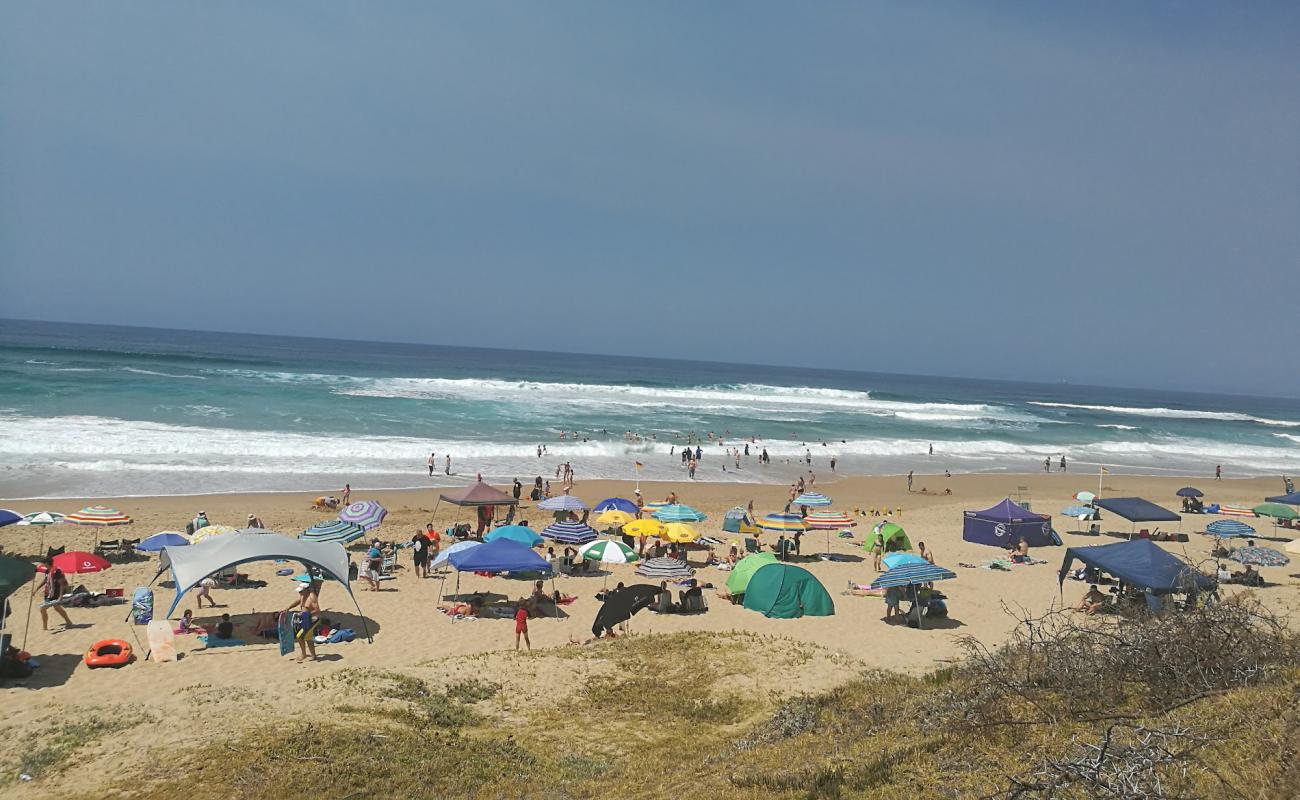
[515,601,531,651]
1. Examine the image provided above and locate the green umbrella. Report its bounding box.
[0,555,37,601]
[725,552,777,596]
[1254,503,1299,522]
[579,539,638,565]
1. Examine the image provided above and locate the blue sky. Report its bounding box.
[3,3,1298,395]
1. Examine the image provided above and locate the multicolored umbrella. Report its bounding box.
[634,557,694,579]
[595,509,636,528]
[1254,503,1299,522]
[39,551,112,574]
[299,519,366,545]
[538,494,588,512]
[642,502,670,516]
[135,532,189,552]
[579,539,638,565]
[485,525,544,547]
[652,504,707,523]
[190,524,238,544]
[757,512,809,533]
[661,523,699,544]
[18,511,65,526]
[1207,519,1255,538]
[339,500,387,531]
[804,510,855,529]
[0,509,21,527]
[1176,487,1204,498]
[64,506,132,526]
[1229,546,1290,568]
[542,521,599,545]
[592,498,638,514]
[869,562,955,589]
[624,519,666,538]
[792,492,832,507]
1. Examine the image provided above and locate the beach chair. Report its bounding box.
[743,537,760,554]
[378,552,398,580]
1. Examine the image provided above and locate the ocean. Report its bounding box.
[1,319,1297,498]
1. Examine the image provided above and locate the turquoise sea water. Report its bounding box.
[1,319,1297,498]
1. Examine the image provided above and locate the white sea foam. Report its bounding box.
[122,367,206,380]
[1097,424,1138,430]
[1028,401,1300,428]
[1273,432,1300,445]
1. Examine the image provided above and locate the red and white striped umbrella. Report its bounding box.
[804,510,855,530]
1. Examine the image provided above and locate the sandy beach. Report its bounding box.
[2,471,1297,796]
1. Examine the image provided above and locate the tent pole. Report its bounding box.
[912,584,924,630]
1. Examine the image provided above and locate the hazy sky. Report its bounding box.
[3,3,1298,395]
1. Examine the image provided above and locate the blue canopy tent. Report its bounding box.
[1092,497,1181,539]
[962,498,1060,548]
[1264,491,1300,506]
[446,538,556,617]
[1058,539,1213,603]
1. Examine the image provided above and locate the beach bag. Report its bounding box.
[132,587,153,625]
[327,628,356,644]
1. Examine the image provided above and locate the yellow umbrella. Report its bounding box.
[624,519,666,538]
[662,523,698,544]
[596,509,635,527]
[190,524,237,544]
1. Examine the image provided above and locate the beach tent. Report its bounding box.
[1057,539,1212,596]
[725,552,778,596]
[865,522,912,552]
[1092,497,1181,538]
[742,564,834,619]
[963,498,1060,548]
[447,538,550,574]
[437,481,519,508]
[722,507,757,535]
[1264,491,1300,506]
[153,533,368,636]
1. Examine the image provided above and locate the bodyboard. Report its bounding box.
[147,619,176,662]
[277,611,294,656]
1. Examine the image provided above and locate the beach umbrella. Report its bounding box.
[881,553,929,570]
[542,521,599,545]
[634,557,694,579]
[579,539,638,565]
[623,519,666,539]
[792,492,832,507]
[592,498,638,514]
[871,562,955,589]
[591,584,658,635]
[236,527,276,535]
[136,532,189,552]
[190,524,238,545]
[485,525,544,547]
[1176,487,1204,498]
[0,554,37,600]
[804,510,855,530]
[757,512,808,533]
[18,511,65,526]
[725,552,777,595]
[339,500,387,531]
[642,502,670,516]
[0,509,21,528]
[1062,505,1097,519]
[692,535,725,546]
[538,494,588,512]
[1254,503,1299,522]
[652,504,707,523]
[1074,491,1097,504]
[431,540,481,568]
[38,551,112,574]
[1206,519,1255,538]
[595,509,636,528]
[1229,546,1290,568]
[299,519,366,545]
[64,506,132,526]
[659,523,698,544]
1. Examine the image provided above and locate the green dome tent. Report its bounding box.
[742,563,834,619]
[864,522,912,553]
[725,552,777,596]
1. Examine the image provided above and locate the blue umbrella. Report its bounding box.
[0,509,21,527]
[792,492,833,507]
[300,519,367,545]
[485,525,544,547]
[538,494,588,512]
[592,497,638,514]
[652,504,707,523]
[1176,487,1204,498]
[1207,519,1254,538]
[870,563,957,590]
[881,553,928,570]
[541,521,599,545]
[136,532,189,552]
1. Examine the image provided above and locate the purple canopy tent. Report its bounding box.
[962,498,1060,548]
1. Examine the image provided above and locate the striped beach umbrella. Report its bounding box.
[595,509,636,528]
[624,519,666,538]
[538,494,588,512]
[792,492,832,507]
[869,562,956,589]
[339,500,388,531]
[190,524,239,544]
[692,535,725,546]
[579,539,638,565]
[652,504,707,523]
[18,511,65,526]
[634,557,694,579]
[0,509,21,528]
[64,506,132,526]
[804,510,855,530]
[593,498,638,514]
[642,502,670,517]
[542,520,599,545]
[1206,519,1254,538]
[432,540,480,568]
[485,525,544,547]
[661,523,699,544]
[299,519,366,545]
[757,512,808,533]
[1229,546,1289,568]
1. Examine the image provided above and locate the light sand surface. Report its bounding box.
[2,473,1297,794]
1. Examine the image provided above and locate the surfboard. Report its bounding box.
[277,611,294,656]
[147,619,176,662]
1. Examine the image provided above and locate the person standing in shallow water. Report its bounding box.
[445,454,452,475]
[1059,455,1067,472]
[427,452,436,476]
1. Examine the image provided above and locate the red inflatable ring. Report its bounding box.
[85,640,132,668]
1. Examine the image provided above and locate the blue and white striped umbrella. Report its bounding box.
[299,519,367,545]
[542,521,599,545]
[792,492,833,507]
[431,540,481,568]
[870,562,956,589]
[339,500,387,531]
[693,535,725,546]
[1207,519,1255,538]
[538,494,588,512]
[652,504,707,522]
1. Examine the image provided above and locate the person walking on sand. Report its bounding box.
[445,454,452,475]
[1215,464,1222,481]
[907,471,914,492]
[830,456,836,472]
[342,484,351,505]
[514,600,531,651]
[428,452,436,476]
[34,556,72,631]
